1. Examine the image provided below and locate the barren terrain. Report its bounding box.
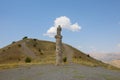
[0,63,120,80]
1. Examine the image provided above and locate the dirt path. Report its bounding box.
[63,44,73,63]
[0,64,120,80]
[21,42,36,58]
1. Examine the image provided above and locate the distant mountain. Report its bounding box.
[90,52,120,62]
[89,52,120,68]
[0,38,118,69]
[109,60,120,68]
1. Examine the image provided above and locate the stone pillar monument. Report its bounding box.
[55,25,63,65]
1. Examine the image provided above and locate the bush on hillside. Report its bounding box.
[23,36,28,40]
[87,54,90,57]
[79,56,81,58]
[18,58,21,61]
[63,57,67,62]
[25,57,31,63]
[38,49,43,55]
[73,56,77,58]
[33,39,37,41]
[12,41,16,44]
[18,44,22,47]
[40,52,43,55]
[3,50,5,52]
[33,44,37,47]
[8,47,11,49]
[38,49,41,52]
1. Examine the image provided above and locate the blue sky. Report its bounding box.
[0,0,120,54]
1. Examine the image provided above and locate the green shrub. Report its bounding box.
[23,36,28,40]
[25,57,31,63]
[73,56,77,58]
[33,39,37,41]
[18,44,21,47]
[8,47,11,49]
[87,54,90,57]
[63,57,67,62]
[40,52,43,55]
[38,49,41,52]
[3,50,5,52]
[38,49,43,55]
[12,41,16,44]
[18,58,21,61]
[33,44,36,47]
[79,56,81,58]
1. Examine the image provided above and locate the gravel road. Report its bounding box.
[0,63,120,80]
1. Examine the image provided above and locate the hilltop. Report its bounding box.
[0,37,118,70]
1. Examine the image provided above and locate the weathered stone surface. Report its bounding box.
[55,25,63,65]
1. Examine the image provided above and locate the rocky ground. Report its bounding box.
[0,63,120,80]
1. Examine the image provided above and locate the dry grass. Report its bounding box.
[0,62,55,70]
[0,55,56,70]
[73,58,98,67]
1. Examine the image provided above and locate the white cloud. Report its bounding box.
[44,16,81,37]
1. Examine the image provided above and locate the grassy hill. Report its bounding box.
[0,38,119,70]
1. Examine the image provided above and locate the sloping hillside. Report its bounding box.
[0,38,56,64]
[0,38,117,69]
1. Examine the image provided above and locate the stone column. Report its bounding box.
[55,25,63,65]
